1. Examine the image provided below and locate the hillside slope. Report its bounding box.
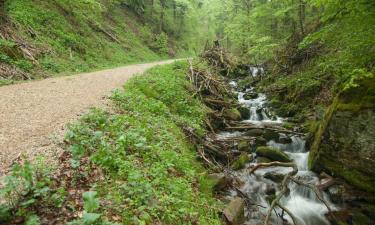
[0,0,205,85]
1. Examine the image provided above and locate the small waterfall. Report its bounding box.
[249,66,265,77]
[288,152,309,171]
[268,136,306,153]
[238,91,282,124]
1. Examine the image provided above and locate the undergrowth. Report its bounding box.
[0,62,221,224]
[1,0,197,82]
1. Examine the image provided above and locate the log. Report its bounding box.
[227,125,305,136]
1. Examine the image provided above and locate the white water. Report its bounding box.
[238,91,283,124]
[249,66,265,77]
[223,79,334,225]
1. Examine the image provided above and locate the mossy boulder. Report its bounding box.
[263,130,280,141]
[245,129,264,137]
[237,106,250,119]
[264,171,285,183]
[256,156,272,163]
[309,78,375,193]
[256,146,291,162]
[223,197,245,225]
[223,108,242,121]
[231,153,252,170]
[237,140,251,152]
[243,92,258,100]
[207,173,232,191]
[255,137,268,146]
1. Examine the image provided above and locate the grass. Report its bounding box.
[0,62,222,224]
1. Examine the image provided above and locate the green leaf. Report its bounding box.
[82,191,100,213]
[25,214,41,225]
[83,212,101,225]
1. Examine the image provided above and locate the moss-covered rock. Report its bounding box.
[255,146,291,162]
[237,140,251,152]
[263,130,280,141]
[256,156,272,163]
[264,171,285,183]
[245,129,265,137]
[243,92,258,100]
[223,197,245,225]
[237,106,250,119]
[255,137,268,146]
[223,108,242,121]
[231,153,252,170]
[309,78,375,193]
[207,173,232,192]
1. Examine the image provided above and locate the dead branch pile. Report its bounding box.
[0,22,46,80]
[200,46,236,76]
[182,59,246,166]
[0,62,29,80]
[188,59,236,109]
[0,24,41,64]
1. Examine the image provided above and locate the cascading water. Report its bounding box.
[218,73,335,225]
[238,90,283,124]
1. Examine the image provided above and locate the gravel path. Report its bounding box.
[0,59,178,175]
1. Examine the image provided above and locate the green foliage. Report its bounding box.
[206,0,318,63]
[25,214,41,225]
[63,62,220,224]
[152,32,169,55]
[83,191,100,213]
[0,62,221,223]
[0,157,58,223]
[1,0,215,81]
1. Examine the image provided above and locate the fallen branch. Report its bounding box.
[227,125,304,136]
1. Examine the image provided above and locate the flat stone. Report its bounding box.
[223,197,245,225]
[207,173,231,191]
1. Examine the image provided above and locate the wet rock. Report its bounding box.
[265,194,276,204]
[232,153,252,170]
[263,130,280,141]
[238,106,250,120]
[278,134,292,144]
[223,197,245,225]
[265,184,276,195]
[245,129,264,137]
[256,156,271,163]
[243,92,258,100]
[230,150,242,156]
[317,177,336,191]
[207,173,232,191]
[264,171,285,183]
[309,77,375,193]
[263,108,277,120]
[330,208,375,225]
[255,137,267,146]
[237,140,251,152]
[327,185,344,204]
[211,117,226,130]
[223,108,242,121]
[255,146,291,162]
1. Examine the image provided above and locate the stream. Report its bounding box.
[218,74,336,225]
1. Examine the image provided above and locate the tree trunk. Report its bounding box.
[159,9,164,32]
[0,0,6,24]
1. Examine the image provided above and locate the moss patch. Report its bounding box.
[256,146,291,162]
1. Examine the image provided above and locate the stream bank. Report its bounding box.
[190,48,375,225]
